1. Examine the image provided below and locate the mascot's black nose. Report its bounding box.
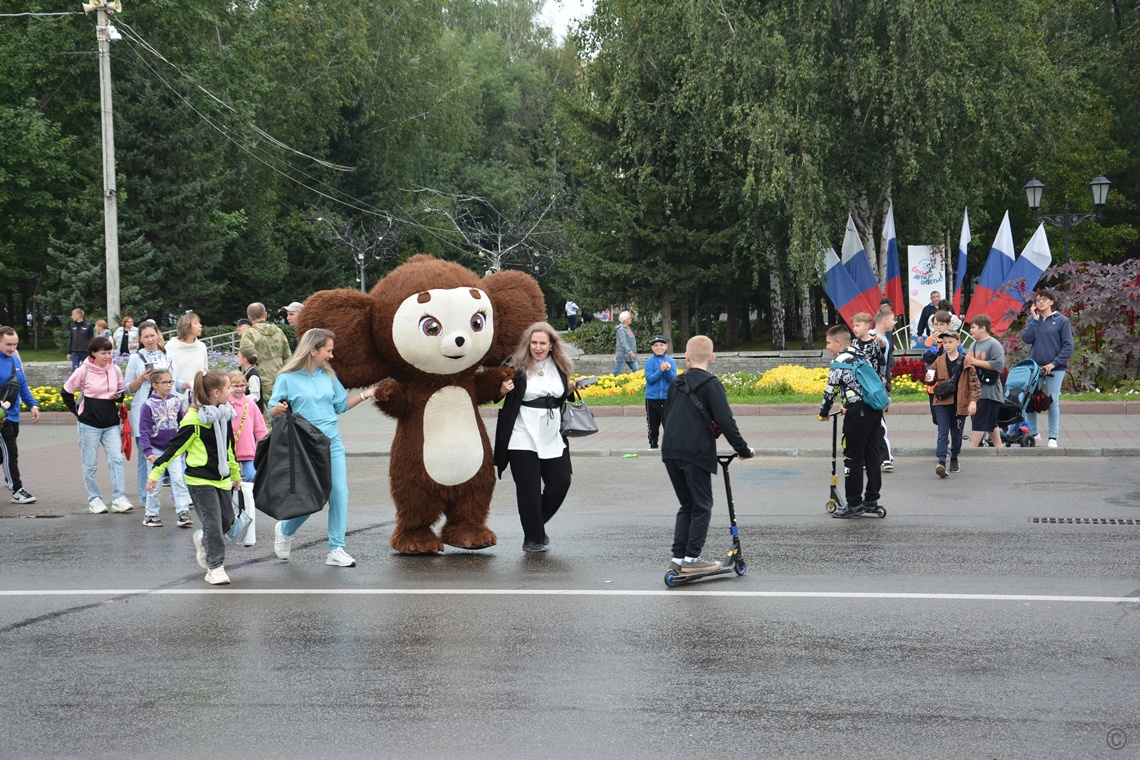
[454,336,465,347]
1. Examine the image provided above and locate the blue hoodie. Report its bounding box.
[644,352,677,400]
[0,353,37,424]
[1020,312,1073,370]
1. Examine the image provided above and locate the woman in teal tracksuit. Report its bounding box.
[269,328,376,568]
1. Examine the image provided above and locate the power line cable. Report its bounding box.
[114,35,474,256]
[114,33,391,218]
[115,19,355,173]
[0,11,83,16]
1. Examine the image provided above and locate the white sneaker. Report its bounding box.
[1033,434,1042,444]
[274,522,292,560]
[1047,438,1058,448]
[326,547,356,567]
[109,496,134,513]
[11,488,36,504]
[192,529,207,569]
[205,566,230,585]
[88,497,108,514]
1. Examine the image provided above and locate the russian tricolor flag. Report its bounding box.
[883,201,904,319]
[965,211,1016,324]
[987,223,1052,334]
[841,214,883,312]
[822,247,877,326]
[953,208,970,315]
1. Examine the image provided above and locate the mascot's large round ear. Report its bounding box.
[481,269,546,367]
[296,289,386,389]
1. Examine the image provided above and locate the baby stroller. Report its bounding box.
[996,359,1050,447]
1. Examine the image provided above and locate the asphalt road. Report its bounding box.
[2,455,1139,759]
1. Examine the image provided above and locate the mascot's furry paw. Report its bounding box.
[390,526,445,555]
[374,378,398,403]
[441,522,497,550]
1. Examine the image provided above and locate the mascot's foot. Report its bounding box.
[390,527,445,555]
[441,523,498,551]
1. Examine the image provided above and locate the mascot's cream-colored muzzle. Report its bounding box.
[391,287,495,375]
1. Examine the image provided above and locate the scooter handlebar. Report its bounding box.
[718,449,753,465]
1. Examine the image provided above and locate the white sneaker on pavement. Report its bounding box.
[192,529,207,569]
[109,496,134,513]
[205,566,230,585]
[88,497,108,514]
[1047,438,1058,448]
[11,488,36,504]
[326,547,356,567]
[274,522,292,560]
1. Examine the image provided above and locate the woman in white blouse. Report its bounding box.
[494,322,587,553]
[165,312,208,404]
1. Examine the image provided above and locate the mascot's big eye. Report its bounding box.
[419,316,442,337]
[470,311,486,332]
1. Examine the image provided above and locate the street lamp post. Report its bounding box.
[1022,176,1111,264]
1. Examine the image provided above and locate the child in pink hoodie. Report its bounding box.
[228,370,268,481]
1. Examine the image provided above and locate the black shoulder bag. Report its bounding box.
[933,360,963,400]
[0,360,20,410]
[678,376,722,438]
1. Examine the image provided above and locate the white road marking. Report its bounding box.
[0,589,1137,603]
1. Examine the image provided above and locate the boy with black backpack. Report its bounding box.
[661,336,753,574]
[818,323,887,518]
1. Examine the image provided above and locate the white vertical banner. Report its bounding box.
[907,244,948,343]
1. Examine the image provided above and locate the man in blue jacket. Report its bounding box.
[0,326,41,503]
[643,335,676,449]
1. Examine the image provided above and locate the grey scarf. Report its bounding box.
[197,404,235,478]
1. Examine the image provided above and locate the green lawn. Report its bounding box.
[16,348,68,362]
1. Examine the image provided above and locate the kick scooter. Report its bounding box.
[664,453,749,587]
[824,410,886,518]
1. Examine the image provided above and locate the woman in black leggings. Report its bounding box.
[494,322,585,553]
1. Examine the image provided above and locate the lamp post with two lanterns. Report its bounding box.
[1022,175,1112,265]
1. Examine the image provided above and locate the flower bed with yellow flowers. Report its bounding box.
[569,364,931,405]
[29,386,134,411]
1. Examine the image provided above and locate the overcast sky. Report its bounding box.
[536,0,594,42]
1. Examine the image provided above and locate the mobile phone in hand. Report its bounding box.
[575,376,598,389]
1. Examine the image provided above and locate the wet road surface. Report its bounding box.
[2,456,1139,759]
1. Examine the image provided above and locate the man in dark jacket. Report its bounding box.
[67,308,94,369]
[660,335,753,574]
[915,290,942,339]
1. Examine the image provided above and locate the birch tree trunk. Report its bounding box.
[799,280,814,350]
[766,244,785,350]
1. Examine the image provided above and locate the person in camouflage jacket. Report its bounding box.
[239,303,292,405]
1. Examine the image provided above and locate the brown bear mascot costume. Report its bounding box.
[296,255,545,554]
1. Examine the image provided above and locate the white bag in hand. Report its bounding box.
[226,482,257,547]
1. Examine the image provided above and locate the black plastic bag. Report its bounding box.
[252,409,332,521]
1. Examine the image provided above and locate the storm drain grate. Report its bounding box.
[1030,517,1138,525]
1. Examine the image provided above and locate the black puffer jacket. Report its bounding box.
[660,369,750,474]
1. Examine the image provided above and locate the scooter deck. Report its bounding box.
[664,556,747,587]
